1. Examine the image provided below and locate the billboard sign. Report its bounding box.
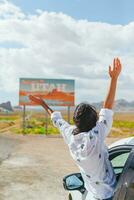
[19,78,75,106]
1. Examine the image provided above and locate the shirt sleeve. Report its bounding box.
[97,108,113,139]
[51,111,72,144]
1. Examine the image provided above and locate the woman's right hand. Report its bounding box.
[109,58,122,79]
[29,95,53,115]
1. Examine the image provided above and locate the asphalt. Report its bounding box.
[0,133,119,200]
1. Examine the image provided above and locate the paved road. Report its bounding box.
[0,133,119,200]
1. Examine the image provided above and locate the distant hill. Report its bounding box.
[13,106,22,111]
[8,99,134,112]
[0,101,13,112]
[92,99,134,112]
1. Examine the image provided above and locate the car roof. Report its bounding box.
[109,137,134,149]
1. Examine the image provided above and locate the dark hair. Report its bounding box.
[73,103,98,135]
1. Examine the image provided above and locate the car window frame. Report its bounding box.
[108,145,134,174]
[109,145,133,161]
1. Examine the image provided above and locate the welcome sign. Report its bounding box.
[19,78,75,106]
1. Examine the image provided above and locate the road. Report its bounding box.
[0,133,119,200]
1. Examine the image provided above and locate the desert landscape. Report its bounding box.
[0,109,133,200]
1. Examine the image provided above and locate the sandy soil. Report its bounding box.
[0,133,120,200]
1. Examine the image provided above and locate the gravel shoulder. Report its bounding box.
[0,133,120,200]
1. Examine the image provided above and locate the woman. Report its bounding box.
[29,58,122,200]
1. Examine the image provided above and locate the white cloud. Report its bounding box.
[0,1,133,105]
[0,0,25,19]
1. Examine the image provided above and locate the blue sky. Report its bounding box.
[0,0,134,106]
[11,0,134,24]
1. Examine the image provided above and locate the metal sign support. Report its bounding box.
[22,105,26,134]
[67,106,71,123]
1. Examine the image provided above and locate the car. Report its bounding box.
[63,137,134,200]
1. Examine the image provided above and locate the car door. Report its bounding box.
[113,147,134,200]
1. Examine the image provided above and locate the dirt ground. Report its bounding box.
[0,133,120,200]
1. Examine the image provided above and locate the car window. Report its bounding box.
[111,152,129,174]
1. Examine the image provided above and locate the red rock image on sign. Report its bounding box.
[19,78,75,106]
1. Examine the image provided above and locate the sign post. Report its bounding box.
[67,106,71,123]
[45,111,48,135]
[22,105,26,134]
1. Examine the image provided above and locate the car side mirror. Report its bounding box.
[63,173,85,193]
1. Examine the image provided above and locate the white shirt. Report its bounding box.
[51,108,117,200]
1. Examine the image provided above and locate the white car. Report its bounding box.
[63,137,134,200]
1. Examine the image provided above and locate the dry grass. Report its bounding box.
[110,112,134,137]
[0,111,134,138]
